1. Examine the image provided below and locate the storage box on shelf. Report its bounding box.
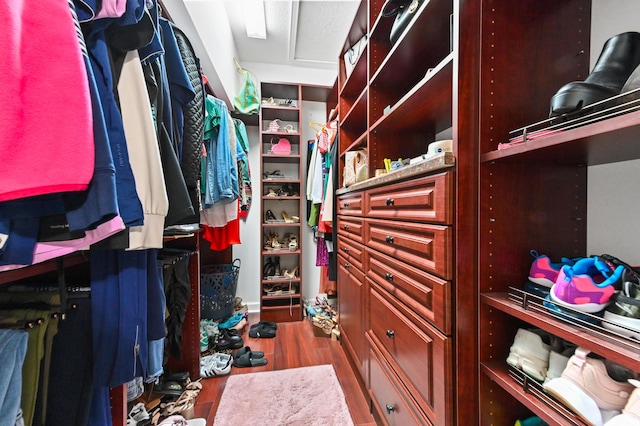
[259,82,303,322]
[477,1,640,425]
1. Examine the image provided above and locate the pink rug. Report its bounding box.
[213,364,354,425]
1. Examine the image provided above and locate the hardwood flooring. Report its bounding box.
[193,314,376,425]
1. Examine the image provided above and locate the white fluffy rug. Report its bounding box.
[213,364,354,425]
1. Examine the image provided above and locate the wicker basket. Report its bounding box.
[200,259,240,321]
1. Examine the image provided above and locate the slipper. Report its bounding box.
[233,351,268,368]
[248,323,276,338]
[256,320,277,330]
[233,346,265,359]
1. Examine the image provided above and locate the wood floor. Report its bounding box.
[193,314,376,425]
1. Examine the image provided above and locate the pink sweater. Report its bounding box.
[0,0,94,202]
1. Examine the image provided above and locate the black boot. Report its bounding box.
[550,32,640,117]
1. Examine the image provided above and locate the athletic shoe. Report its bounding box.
[506,328,551,382]
[544,337,577,385]
[543,295,604,326]
[514,416,549,426]
[603,279,640,340]
[605,379,640,425]
[544,347,635,426]
[550,256,624,313]
[528,250,580,288]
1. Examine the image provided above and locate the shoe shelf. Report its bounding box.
[481,291,640,371]
[481,362,589,426]
[259,82,303,322]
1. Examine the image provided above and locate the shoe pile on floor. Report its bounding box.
[507,327,640,425]
[126,372,205,426]
[304,296,339,337]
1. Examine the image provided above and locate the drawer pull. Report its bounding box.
[385,330,395,339]
[342,247,350,253]
[385,235,394,244]
[385,273,394,281]
[385,404,395,414]
[344,225,350,230]
[386,197,394,206]
[343,202,349,208]
[343,263,350,269]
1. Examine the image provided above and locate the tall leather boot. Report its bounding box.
[550,31,640,117]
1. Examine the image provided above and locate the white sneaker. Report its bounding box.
[506,328,551,381]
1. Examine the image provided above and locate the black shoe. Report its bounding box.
[265,209,277,222]
[222,328,244,349]
[550,32,640,117]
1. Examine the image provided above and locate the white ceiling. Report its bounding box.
[223,0,360,70]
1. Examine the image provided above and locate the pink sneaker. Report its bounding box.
[605,379,640,425]
[528,251,579,288]
[544,347,634,426]
[550,256,623,313]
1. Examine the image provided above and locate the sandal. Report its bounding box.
[284,124,296,133]
[233,351,268,368]
[283,265,299,280]
[265,187,278,197]
[233,346,265,359]
[263,170,285,180]
[261,97,276,106]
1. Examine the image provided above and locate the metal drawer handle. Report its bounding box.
[386,404,395,414]
[343,202,349,208]
[385,235,394,244]
[342,247,350,253]
[386,197,394,206]
[344,225,350,230]
[344,263,350,269]
[386,330,395,339]
[385,273,393,281]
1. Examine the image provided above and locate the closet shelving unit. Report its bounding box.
[259,82,304,322]
[477,1,640,424]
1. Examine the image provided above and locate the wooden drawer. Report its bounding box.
[337,215,364,243]
[365,172,453,224]
[338,235,364,271]
[368,281,452,425]
[337,191,364,216]
[365,218,452,280]
[337,258,366,378]
[368,343,430,426]
[366,248,451,335]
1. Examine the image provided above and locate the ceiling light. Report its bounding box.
[242,0,266,39]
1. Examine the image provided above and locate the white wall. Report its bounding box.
[587,1,640,264]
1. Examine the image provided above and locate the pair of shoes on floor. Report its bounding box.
[212,328,243,351]
[200,352,232,377]
[543,347,637,426]
[232,346,268,368]
[248,320,277,338]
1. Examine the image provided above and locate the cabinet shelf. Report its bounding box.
[340,44,368,99]
[370,53,453,136]
[262,154,301,163]
[481,292,640,369]
[0,252,87,285]
[481,109,640,166]
[481,362,588,426]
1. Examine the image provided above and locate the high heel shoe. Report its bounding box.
[265,209,277,222]
[263,258,275,278]
[284,265,299,279]
[550,32,640,117]
[281,210,300,223]
[274,256,281,277]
